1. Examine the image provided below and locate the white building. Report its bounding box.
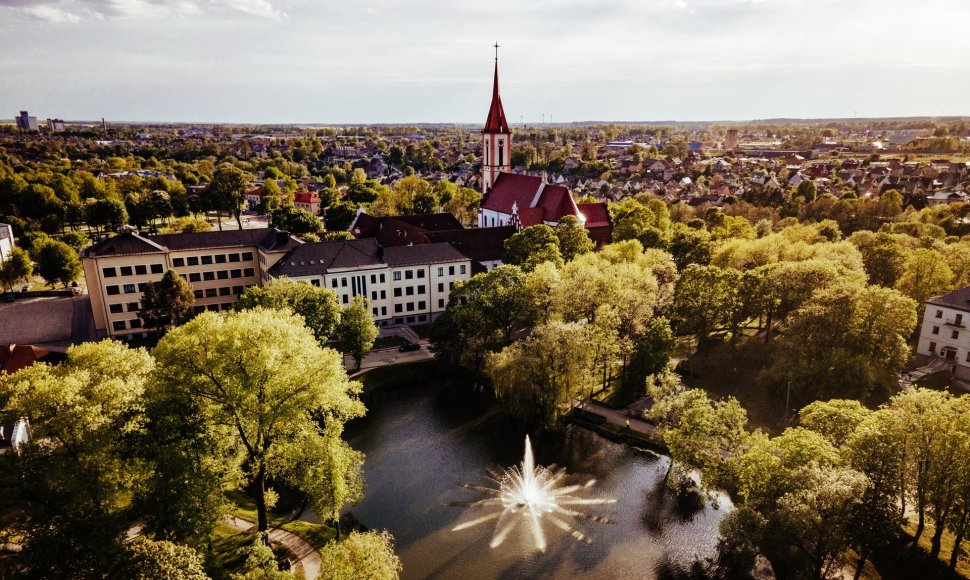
[268,238,472,327]
[0,223,15,263]
[916,286,970,381]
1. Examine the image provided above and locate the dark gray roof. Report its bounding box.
[84,228,300,258]
[928,286,970,312]
[384,243,470,267]
[268,238,383,277]
[424,227,515,263]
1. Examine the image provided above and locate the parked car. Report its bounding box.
[399,342,421,352]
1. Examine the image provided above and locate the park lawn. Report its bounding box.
[225,490,336,551]
[903,520,970,579]
[209,523,253,578]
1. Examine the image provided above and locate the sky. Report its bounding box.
[1,0,968,124]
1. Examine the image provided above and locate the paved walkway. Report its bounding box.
[579,400,661,439]
[345,340,434,375]
[223,515,321,579]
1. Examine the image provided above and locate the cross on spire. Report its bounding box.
[494,42,500,62]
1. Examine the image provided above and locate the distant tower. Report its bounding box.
[725,128,739,151]
[482,43,511,195]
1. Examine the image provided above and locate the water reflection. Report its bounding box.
[338,382,730,579]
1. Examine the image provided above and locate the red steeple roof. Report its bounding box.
[483,61,509,134]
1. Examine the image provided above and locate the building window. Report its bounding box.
[957,314,965,326]
[150,264,163,274]
[103,267,117,278]
[418,301,426,310]
[417,285,425,294]
[193,290,203,299]
[342,295,349,305]
[231,269,242,279]
[341,278,348,287]
[217,270,229,280]
[405,270,414,280]
[381,306,387,316]
[331,278,338,288]
[930,342,937,353]
[394,304,403,313]
[120,266,133,276]
[373,308,379,316]
[418,314,427,322]
[173,258,185,267]
[127,302,139,312]
[370,274,377,284]
[215,254,227,264]
[936,310,943,318]
[229,253,241,262]
[953,330,960,340]
[138,283,147,292]
[189,273,202,282]
[207,304,218,311]
[203,271,215,281]
[406,287,414,296]
[109,304,123,313]
[406,302,415,312]
[123,283,136,294]
[933,326,940,335]
[417,269,425,279]
[233,286,244,295]
[394,288,402,297]
[371,291,378,300]
[437,267,443,276]
[219,287,231,296]
[310,279,319,287]
[406,316,415,324]
[966,351,970,363]
[379,290,386,299]
[438,299,444,308]
[201,255,213,265]
[205,288,217,298]
[393,272,401,281]
[437,283,444,292]
[460,265,467,274]
[449,266,455,275]
[113,320,126,331]
[380,273,386,283]
[187,257,199,266]
[129,319,142,329]
[242,252,254,261]
[244,268,255,277]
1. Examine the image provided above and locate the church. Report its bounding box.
[477,51,612,246]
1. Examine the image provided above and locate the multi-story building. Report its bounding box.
[916,285,970,381]
[82,228,300,338]
[267,238,472,326]
[15,111,38,132]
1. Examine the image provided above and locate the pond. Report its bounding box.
[326,378,730,579]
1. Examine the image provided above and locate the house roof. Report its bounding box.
[483,61,510,134]
[384,243,470,267]
[0,344,49,374]
[577,202,611,228]
[269,238,384,277]
[481,173,544,215]
[928,286,970,312]
[424,227,516,263]
[84,228,300,258]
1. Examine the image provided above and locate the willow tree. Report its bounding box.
[151,308,365,533]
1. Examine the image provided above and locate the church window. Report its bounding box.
[498,141,504,166]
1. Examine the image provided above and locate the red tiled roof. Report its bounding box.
[536,184,577,222]
[482,173,543,214]
[483,62,510,134]
[517,207,545,228]
[294,191,319,204]
[577,202,611,228]
[0,344,49,374]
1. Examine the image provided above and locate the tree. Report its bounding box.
[85,198,128,235]
[554,215,594,261]
[125,537,208,580]
[895,247,955,307]
[271,206,321,234]
[151,309,364,534]
[35,239,81,288]
[59,230,91,253]
[795,180,818,202]
[205,163,252,230]
[319,530,402,580]
[231,537,294,580]
[139,269,195,331]
[487,321,597,427]
[336,296,378,370]
[0,341,154,577]
[236,278,341,344]
[671,264,742,346]
[503,224,563,271]
[443,186,481,226]
[0,247,33,291]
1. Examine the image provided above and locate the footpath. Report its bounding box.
[222,515,321,580]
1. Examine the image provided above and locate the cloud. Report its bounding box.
[19,3,80,21]
[0,0,283,21]
[211,0,284,18]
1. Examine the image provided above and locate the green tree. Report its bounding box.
[231,537,294,580]
[554,215,594,261]
[0,247,33,291]
[151,309,365,534]
[271,206,321,234]
[59,230,91,253]
[503,224,563,271]
[139,269,195,331]
[85,197,128,235]
[336,296,379,370]
[35,239,81,288]
[205,163,252,230]
[895,247,955,307]
[125,537,208,580]
[671,264,742,346]
[236,278,341,344]
[443,186,481,226]
[319,530,402,580]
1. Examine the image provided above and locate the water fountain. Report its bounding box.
[451,435,616,552]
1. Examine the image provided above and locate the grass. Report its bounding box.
[209,523,254,578]
[902,520,970,579]
[225,490,336,551]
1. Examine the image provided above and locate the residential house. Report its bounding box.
[917,286,970,381]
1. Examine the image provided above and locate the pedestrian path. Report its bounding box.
[222,515,321,579]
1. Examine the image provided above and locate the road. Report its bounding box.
[579,400,661,439]
[345,341,434,375]
[222,515,321,579]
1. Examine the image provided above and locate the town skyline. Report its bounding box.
[3,0,969,124]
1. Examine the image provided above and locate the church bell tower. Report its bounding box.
[482,43,511,195]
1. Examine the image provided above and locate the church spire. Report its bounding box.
[483,43,509,134]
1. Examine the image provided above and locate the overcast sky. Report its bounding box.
[1,0,968,124]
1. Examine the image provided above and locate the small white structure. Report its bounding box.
[0,223,15,263]
[917,286,970,381]
[0,418,30,452]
